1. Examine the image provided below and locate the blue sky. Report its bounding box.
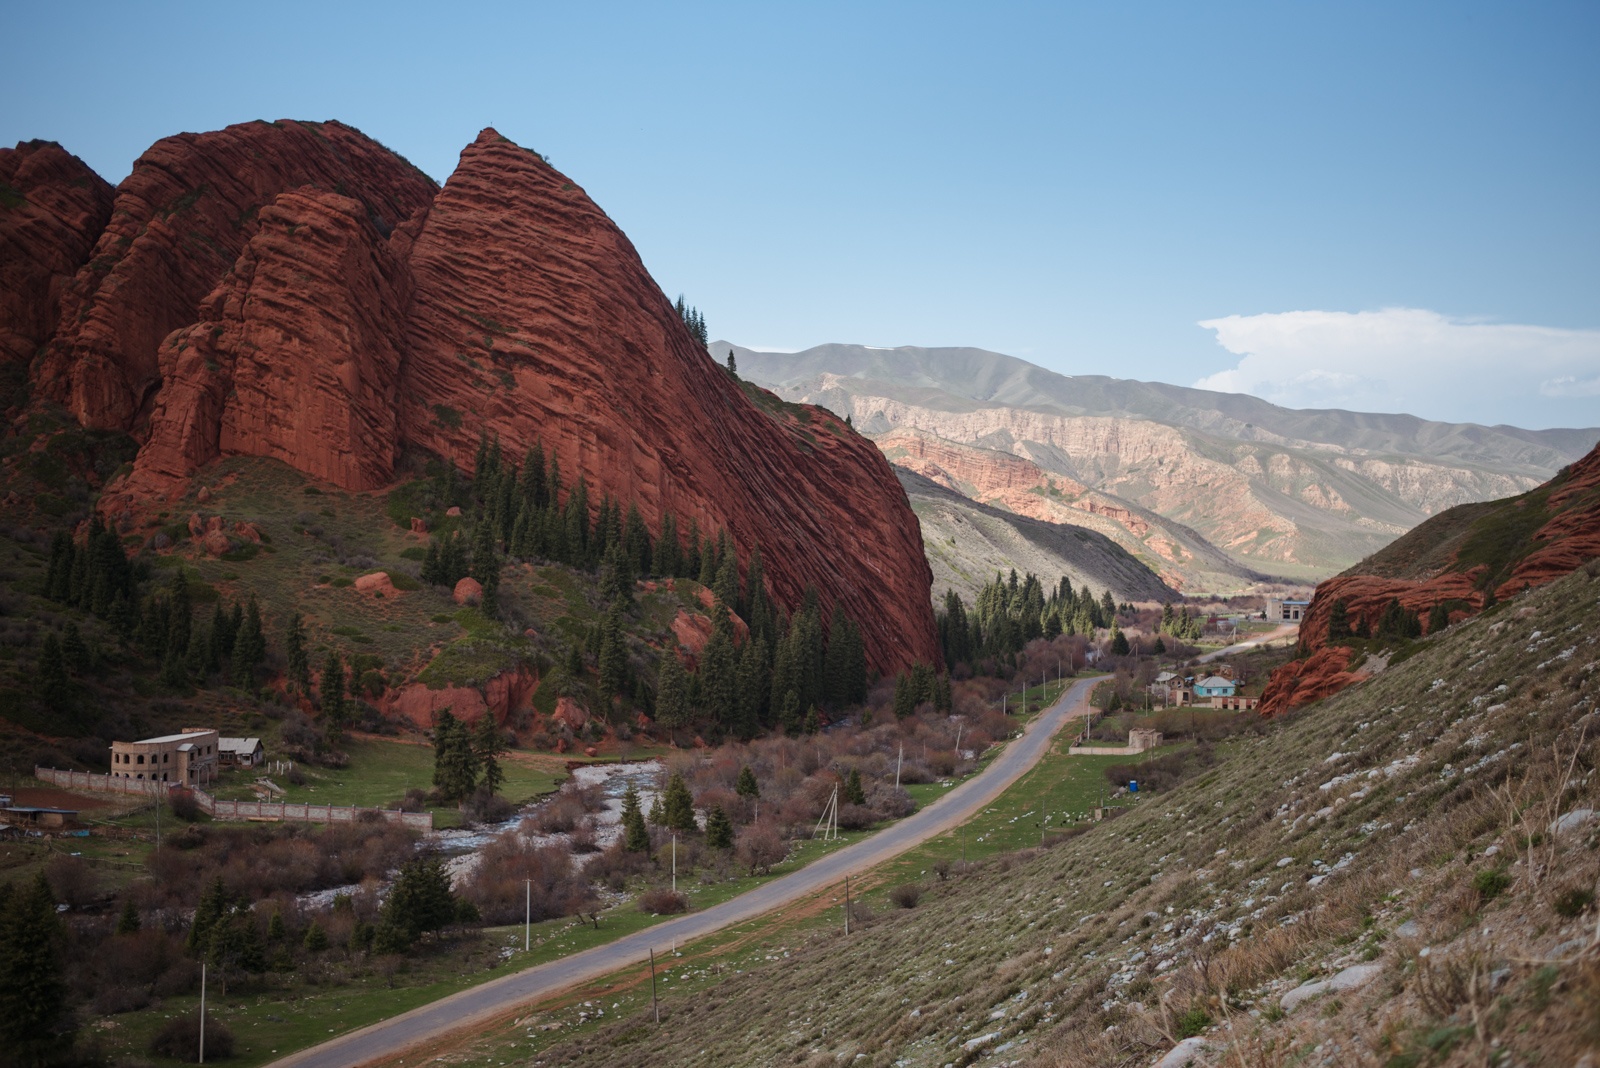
[6,1,1597,428]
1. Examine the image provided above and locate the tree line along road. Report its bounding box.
[268,674,1101,1068]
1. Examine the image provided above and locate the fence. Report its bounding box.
[34,768,433,830]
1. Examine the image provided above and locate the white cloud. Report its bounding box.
[1194,308,1600,428]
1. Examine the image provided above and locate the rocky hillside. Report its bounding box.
[897,465,1180,607]
[731,342,1599,584]
[883,427,1265,595]
[507,554,1600,1068]
[2,123,938,674]
[1262,439,1600,717]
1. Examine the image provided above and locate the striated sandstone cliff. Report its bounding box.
[21,122,936,675]
[0,141,114,367]
[36,120,437,433]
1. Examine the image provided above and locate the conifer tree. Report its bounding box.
[187,876,232,953]
[892,671,915,718]
[473,714,506,795]
[705,804,734,849]
[698,609,738,732]
[321,651,347,742]
[303,919,329,952]
[231,596,265,687]
[661,772,697,832]
[431,710,479,802]
[844,768,867,806]
[116,897,141,935]
[37,632,70,711]
[597,599,628,702]
[713,544,740,613]
[285,612,311,696]
[735,765,760,799]
[655,653,688,729]
[0,872,69,1061]
[652,512,680,577]
[421,538,443,584]
[469,519,501,614]
[60,621,89,674]
[266,908,285,943]
[621,782,650,851]
[682,517,701,580]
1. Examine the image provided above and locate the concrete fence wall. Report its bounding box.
[35,768,433,830]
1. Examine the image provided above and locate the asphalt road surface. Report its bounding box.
[1196,622,1299,664]
[268,674,1100,1068]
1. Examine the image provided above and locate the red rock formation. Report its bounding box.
[453,577,483,605]
[0,141,114,367]
[384,664,537,729]
[28,121,934,674]
[392,129,936,673]
[37,120,436,432]
[1261,442,1600,717]
[118,188,413,502]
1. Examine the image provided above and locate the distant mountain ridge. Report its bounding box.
[729,341,1600,583]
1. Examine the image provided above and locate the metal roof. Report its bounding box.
[124,731,218,745]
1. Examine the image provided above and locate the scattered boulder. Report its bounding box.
[1550,809,1596,836]
[552,697,588,733]
[410,516,427,535]
[1280,963,1383,1012]
[1153,1037,1208,1068]
[196,486,212,503]
[233,520,262,542]
[446,506,463,517]
[354,572,399,597]
[201,529,233,556]
[453,576,482,605]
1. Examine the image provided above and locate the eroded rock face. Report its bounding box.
[1261,442,1600,717]
[37,119,436,432]
[117,188,412,503]
[27,122,937,675]
[0,141,114,367]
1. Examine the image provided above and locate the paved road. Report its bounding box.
[268,675,1100,1068]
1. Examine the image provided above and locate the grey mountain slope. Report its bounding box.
[727,341,1598,578]
[894,466,1183,606]
[728,342,1599,471]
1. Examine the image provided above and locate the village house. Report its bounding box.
[108,728,220,785]
[1193,675,1237,699]
[218,736,265,768]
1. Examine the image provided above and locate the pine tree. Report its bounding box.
[303,919,329,952]
[698,611,738,733]
[37,632,70,711]
[621,782,650,852]
[1111,625,1130,656]
[266,908,285,943]
[843,769,866,806]
[286,612,311,696]
[231,596,265,687]
[597,599,628,703]
[564,476,590,564]
[682,517,701,580]
[1427,601,1450,635]
[1327,598,1351,640]
[60,621,89,674]
[473,714,506,795]
[421,538,443,584]
[380,857,457,948]
[0,872,69,1061]
[187,876,232,953]
[655,654,688,729]
[661,773,697,832]
[705,804,734,849]
[892,672,915,718]
[713,544,740,612]
[431,710,479,803]
[725,350,738,376]
[470,519,501,614]
[735,765,760,799]
[321,651,348,742]
[115,897,141,935]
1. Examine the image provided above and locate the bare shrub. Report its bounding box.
[889,883,922,909]
[638,887,689,915]
[45,854,100,909]
[457,832,596,925]
[149,1013,233,1061]
[735,823,788,875]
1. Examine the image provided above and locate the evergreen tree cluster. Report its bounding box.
[938,571,1116,668]
[1156,601,1205,641]
[430,709,508,804]
[891,661,950,718]
[43,515,136,626]
[187,876,266,981]
[673,294,708,348]
[0,874,70,1064]
[133,571,266,693]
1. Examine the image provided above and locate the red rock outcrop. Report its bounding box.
[117,188,413,501]
[22,122,936,675]
[392,130,936,673]
[0,141,114,366]
[383,664,536,729]
[1261,442,1600,717]
[452,577,483,606]
[36,120,435,432]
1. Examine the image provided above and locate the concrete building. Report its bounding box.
[109,728,219,785]
[1266,598,1311,622]
[218,737,264,768]
[1194,675,1238,699]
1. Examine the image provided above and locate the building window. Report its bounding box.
[137,755,144,764]
[163,753,169,763]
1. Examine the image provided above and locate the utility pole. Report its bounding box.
[671,834,677,893]
[649,949,660,1024]
[525,878,531,952]
[199,962,207,1064]
[844,875,851,936]
[895,745,903,790]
